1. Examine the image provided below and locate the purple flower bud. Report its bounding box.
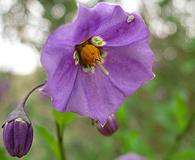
[96,114,118,136]
[2,118,33,158]
[2,104,33,158]
[3,118,33,158]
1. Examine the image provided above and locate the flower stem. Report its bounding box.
[21,82,45,108]
[163,112,195,160]
[55,121,66,160]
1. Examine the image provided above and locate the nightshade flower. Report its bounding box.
[41,3,155,124]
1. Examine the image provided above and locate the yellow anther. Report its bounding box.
[81,44,101,65]
[91,36,106,47]
[76,43,109,76]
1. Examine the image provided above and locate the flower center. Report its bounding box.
[74,42,109,75]
[80,44,101,66]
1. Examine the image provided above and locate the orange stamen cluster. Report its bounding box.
[80,44,101,66]
[74,42,109,76]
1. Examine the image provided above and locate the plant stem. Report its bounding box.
[21,82,46,108]
[55,121,66,160]
[163,112,195,160]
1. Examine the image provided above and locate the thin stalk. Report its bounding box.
[55,121,66,160]
[21,82,45,108]
[163,112,195,160]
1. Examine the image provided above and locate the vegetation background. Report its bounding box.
[0,0,195,160]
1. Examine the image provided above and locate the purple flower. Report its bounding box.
[2,118,33,158]
[96,114,118,136]
[116,153,145,160]
[41,3,154,124]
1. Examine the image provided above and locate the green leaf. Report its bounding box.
[116,104,128,127]
[172,92,189,131]
[117,130,154,158]
[52,109,76,134]
[0,148,8,160]
[36,125,60,160]
[170,149,195,160]
[159,0,170,7]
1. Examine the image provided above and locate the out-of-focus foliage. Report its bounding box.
[0,0,195,160]
[52,110,77,135]
[36,125,61,160]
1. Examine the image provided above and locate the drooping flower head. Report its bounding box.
[2,105,33,158]
[3,118,33,158]
[41,2,154,124]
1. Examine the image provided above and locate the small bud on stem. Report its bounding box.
[96,114,118,136]
[2,82,45,158]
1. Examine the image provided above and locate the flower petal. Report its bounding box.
[3,122,15,156]
[103,37,154,97]
[13,121,28,157]
[93,2,119,20]
[74,3,126,43]
[65,68,126,124]
[73,3,129,43]
[42,49,79,111]
[93,6,149,47]
[42,4,102,47]
[71,4,102,43]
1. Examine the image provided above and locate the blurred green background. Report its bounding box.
[0,0,195,160]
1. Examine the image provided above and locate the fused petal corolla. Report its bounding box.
[41,2,155,124]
